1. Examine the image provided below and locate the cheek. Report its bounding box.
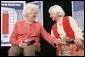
[53,14,58,18]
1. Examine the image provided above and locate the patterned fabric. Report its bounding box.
[56,41,84,56]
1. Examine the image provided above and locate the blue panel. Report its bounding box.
[73,1,84,11]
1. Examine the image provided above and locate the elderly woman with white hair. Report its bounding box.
[48,5,84,56]
[8,3,57,56]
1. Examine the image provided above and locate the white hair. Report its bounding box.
[22,3,38,17]
[48,5,65,16]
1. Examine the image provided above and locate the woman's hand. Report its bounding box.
[74,38,83,45]
[19,42,28,48]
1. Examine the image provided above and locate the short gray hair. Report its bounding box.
[22,3,38,16]
[48,5,65,16]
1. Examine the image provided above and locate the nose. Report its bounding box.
[50,15,52,18]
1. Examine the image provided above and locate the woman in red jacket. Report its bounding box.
[48,5,84,56]
[8,3,57,56]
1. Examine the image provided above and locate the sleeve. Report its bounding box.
[10,22,19,45]
[68,16,84,40]
[40,25,57,47]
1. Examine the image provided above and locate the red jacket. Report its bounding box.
[10,20,56,47]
